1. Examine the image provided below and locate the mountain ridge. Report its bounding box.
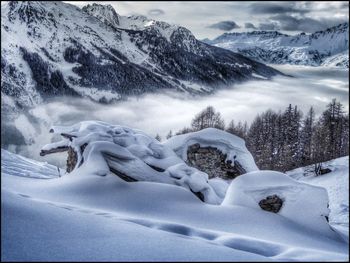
[204,22,349,68]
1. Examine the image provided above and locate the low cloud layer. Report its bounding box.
[4,65,348,167]
[208,21,240,31]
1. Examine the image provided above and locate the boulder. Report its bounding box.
[258,194,283,213]
[186,143,246,179]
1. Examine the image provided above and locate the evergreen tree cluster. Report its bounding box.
[168,99,349,172]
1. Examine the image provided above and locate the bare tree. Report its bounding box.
[191,106,225,131]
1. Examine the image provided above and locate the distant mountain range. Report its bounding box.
[204,23,349,68]
[1,1,280,115]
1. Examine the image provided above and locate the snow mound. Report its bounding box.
[222,170,334,237]
[287,156,349,243]
[1,149,61,179]
[163,128,259,172]
[41,121,221,204]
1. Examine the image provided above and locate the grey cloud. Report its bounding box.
[258,22,280,31]
[270,14,348,33]
[341,2,349,8]
[208,21,240,31]
[148,8,165,16]
[245,22,257,29]
[249,2,309,15]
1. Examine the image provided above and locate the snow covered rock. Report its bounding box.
[164,128,258,179]
[40,121,221,204]
[82,3,120,28]
[222,170,333,236]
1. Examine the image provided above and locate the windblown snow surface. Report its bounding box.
[287,156,350,244]
[1,145,349,260]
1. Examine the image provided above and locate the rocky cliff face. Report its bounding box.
[1,1,281,114]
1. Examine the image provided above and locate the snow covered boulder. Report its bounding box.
[222,170,333,236]
[40,121,221,204]
[163,128,258,179]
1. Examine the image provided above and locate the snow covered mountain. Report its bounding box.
[321,50,349,68]
[1,1,280,113]
[205,23,349,68]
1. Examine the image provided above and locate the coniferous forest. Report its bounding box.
[167,99,349,173]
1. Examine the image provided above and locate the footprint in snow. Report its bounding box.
[18,193,31,198]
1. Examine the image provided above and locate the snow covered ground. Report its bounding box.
[1,148,348,261]
[287,156,349,243]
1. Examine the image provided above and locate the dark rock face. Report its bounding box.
[187,143,246,179]
[259,195,283,213]
[66,147,77,173]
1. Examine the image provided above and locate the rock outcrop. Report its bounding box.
[164,128,258,180]
[258,194,283,213]
[187,143,246,179]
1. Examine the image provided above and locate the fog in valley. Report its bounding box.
[4,65,349,168]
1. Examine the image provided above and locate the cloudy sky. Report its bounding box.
[66,1,349,39]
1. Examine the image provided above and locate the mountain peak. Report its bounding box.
[82,3,119,28]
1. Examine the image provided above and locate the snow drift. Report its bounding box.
[1,149,62,179]
[222,170,333,237]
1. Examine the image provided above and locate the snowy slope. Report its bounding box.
[1,149,62,179]
[1,149,348,261]
[1,1,280,113]
[287,156,349,243]
[206,23,349,68]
